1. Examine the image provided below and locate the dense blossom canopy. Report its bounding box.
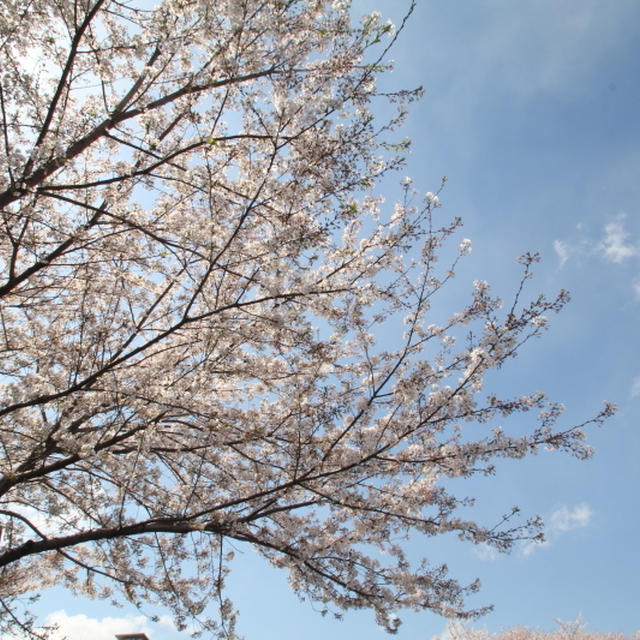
[446,619,639,640]
[0,0,613,637]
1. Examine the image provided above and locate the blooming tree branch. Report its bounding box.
[0,1,613,638]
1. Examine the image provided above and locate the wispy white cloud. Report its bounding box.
[522,503,592,557]
[630,376,640,399]
[522,537,549,557]
[553,239,571,267]
[600,214,638,263]
[554,214,640,301]
[549,503,593,532]
[45,611,152,640]
[473,543,500,562]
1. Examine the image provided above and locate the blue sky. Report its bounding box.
[30,1,640,639]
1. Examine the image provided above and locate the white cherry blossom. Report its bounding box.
[0,1,614,638]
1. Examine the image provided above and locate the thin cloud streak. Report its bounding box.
[553,239,571,267]
[549,503,593,533]
[522,503,593,557]
[600,215,638,264]
[630,376,640,399]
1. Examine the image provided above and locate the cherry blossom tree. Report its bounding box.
[445,618,639,640]
[0,0,614,638]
